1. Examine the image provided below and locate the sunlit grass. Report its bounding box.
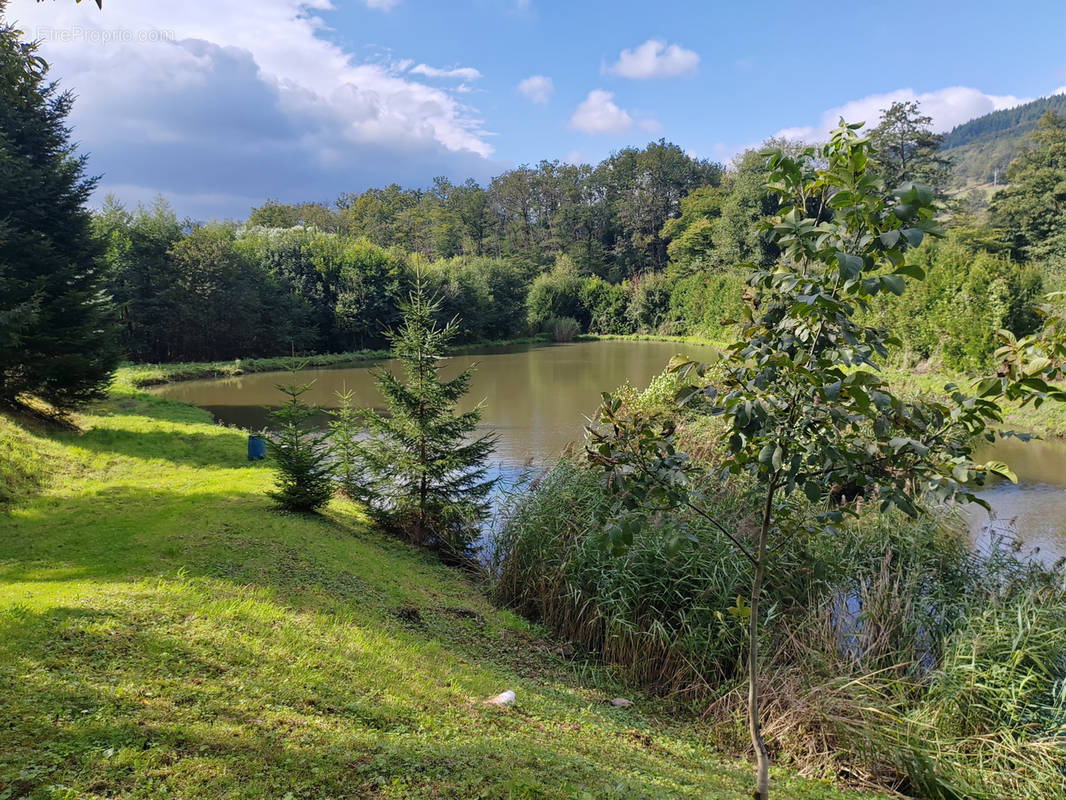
[0,392,883,799]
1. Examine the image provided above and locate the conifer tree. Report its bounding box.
[269,369,335,512]
[0,9,119,408]
[355,276,497,562]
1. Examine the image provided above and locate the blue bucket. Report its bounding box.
[248,434,267,461]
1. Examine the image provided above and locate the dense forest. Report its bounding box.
[942,93,1066,187]
[91,103,1066,376]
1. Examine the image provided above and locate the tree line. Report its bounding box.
[6,0,1066,413]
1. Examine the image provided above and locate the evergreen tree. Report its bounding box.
[355,276,497,562]
[330,388,363,499]
[269,370,335,512]
[0,10,119,408]
[990,111,1066,265]
[868,101,953,196]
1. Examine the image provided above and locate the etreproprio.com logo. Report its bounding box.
[35,26,176,44]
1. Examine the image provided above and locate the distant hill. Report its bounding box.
[942,94,1066,189]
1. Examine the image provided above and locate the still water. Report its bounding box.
[155,340,1066,560]
[156,340,719,466]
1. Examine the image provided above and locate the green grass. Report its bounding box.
[0,390,885,799]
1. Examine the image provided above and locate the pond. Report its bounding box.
[155,340,1066,561]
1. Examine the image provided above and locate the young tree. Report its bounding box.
[330,388,362,499]
[354,276,497,563]
[868,101,953,197]
[589,122,1026,799]
[269,370,335,512]
[0,10,119,408]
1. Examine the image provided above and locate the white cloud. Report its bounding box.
[517,74,554,104]
[9,0,498,218]
[364,0,402,9]
[638,118,662,133]
[569,89,633,135]
[409,63,483,81]
[605,39,699,79]
[1052,86,1066,96]
[775,86,1031,142]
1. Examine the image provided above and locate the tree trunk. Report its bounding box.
[749,486,774,800]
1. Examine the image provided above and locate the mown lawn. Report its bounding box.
[0,389,886,799]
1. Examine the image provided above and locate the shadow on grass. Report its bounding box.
[0,600,751,800]
[58,394,263,469]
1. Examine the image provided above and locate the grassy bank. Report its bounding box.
[117,334,553,389]
[0,389,883,799]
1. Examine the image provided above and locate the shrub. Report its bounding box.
[548,316,580,342]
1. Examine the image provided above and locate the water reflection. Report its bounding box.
[967,437,1066,565]
[155,340,719,466]
[154,340,1066,561]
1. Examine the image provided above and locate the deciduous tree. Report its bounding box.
[589,122,1027,799]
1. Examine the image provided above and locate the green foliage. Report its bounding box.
[660,148,783,274]
[869,234,1044,371]
[991,111,1066,267]
[548,316,581,343]
[526,255,586,331]
[329,389,362,499]
[497,446,1066,798]
[588,122,1030,799]
[353,278,497,562]
[579,276,633,335]
[867,101,953,197]
[0,15,120,408]
[268,370,335,512]
[625,272,672,332]
[423,255,531,342]
[665,271,747,337]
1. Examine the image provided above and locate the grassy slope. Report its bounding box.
[0,390,882,800]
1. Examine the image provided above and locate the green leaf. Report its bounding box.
[880,274,906,296]
[983,460,1018,484]
[892,263,925,280]
[878,230,901,248]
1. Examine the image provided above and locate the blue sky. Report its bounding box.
[9,0,1066,219]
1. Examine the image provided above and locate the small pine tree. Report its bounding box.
[268,369,335,512]
[330,388,365,500]
[356,276,497,562]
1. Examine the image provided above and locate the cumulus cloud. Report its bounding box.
[775,86,1031,142]
[517,74,554,104]
[409,63,483,81]
[9,0,498,219]
[569,89,634,135]
[605,39,699,79]
[1053,86,1066,96]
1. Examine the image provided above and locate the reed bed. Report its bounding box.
[493,455,1066,798]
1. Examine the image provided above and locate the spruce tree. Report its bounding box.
[0,9,119,408]
[269,370,335,512]
[355,277,497,562]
